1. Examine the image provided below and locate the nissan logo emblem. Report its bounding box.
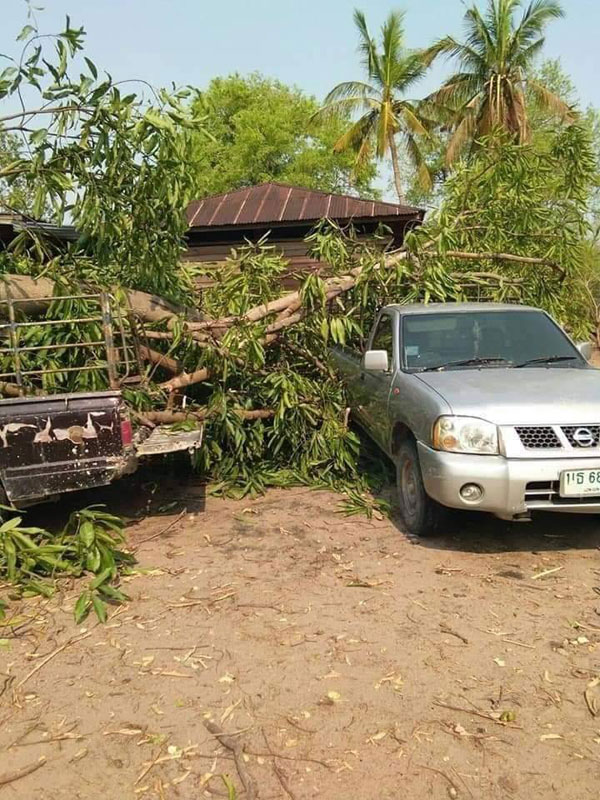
[573,427,595,448]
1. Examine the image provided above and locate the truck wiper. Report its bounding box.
[421,357,513,372]
[515,355,579,368]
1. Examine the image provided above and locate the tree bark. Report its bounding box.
[388,132,405,205]
[138,346,181,375]
[425,250,565,279]
[141,408,274,424]
[0,274,204,325]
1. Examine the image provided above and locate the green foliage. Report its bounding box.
[528,59,600,235]
[0,506,132,624]
[0,132,37,214]
[406,125,596,336]
[0,15,205,301]
[188,73,377,198]
[187,224,416,498]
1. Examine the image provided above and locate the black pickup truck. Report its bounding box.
[0,290,201,506]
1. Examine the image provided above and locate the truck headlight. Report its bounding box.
[433,416,499,455]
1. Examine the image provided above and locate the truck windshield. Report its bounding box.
[401,310,583,372]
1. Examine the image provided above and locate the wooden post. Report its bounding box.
[100,292,119,390]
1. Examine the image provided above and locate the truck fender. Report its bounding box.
[390,421,415,456]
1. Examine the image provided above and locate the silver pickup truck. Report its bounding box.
[332,302,599,536]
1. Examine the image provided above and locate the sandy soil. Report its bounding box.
[2,470,600,799]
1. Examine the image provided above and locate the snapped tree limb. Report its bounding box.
[0,274,203,325]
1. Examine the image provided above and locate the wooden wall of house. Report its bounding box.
[182,237,327,290]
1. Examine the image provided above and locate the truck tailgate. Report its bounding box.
[0,391,128,503]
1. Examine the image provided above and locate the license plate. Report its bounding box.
[560,469,600,497]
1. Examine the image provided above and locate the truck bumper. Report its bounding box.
[1,454,137,506]
[417,442,600,520]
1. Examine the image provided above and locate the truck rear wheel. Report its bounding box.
[395,439,446,537]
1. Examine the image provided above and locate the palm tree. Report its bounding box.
[315,10,431,203]
[423,0,575,164]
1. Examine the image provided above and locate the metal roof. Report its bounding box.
[186,182,423,229]
[0,211,78,241]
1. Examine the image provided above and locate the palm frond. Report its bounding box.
[489,0,521,62]
[380,10,405,87]
[353,9,382,85]
[311,95,380,125]
[391,51,429,92]
[508,0,563,61]
[333,110,378,159]
[464,6,496,62]
[323,80,379,105]
[425,71,484,110]
[396,101,430,137]
[405,131,433,191]
[376,101,393,158]
[421,36,484,69]
[513,36,546,67]
[527,78,577,122]
[446,111,477,165]
[517,0,564,35]
[504,79,529,140]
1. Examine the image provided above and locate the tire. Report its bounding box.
[395,438,447,537]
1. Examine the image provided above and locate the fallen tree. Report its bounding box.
[0,274,204,325]
[0,18,596,501]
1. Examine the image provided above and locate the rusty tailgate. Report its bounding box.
[0,391,131,503]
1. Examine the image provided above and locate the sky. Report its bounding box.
[3,0,600,104]
[2,0,600,197]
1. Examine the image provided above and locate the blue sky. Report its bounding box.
[3,0,599,199]
[3,0,599,106]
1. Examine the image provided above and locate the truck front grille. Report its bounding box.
[515,426,561,449]
[561,426,600,448]
[525,481,600,505]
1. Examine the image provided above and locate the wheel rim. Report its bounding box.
[401,456,419,517]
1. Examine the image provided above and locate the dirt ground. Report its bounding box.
[2,470,600,800]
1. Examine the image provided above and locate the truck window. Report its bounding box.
[401,310,582,371]
[370,316,394,362]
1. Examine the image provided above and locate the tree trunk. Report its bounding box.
[0,274,204,325]
[388,132,405,204]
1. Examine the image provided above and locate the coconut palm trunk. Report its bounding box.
[387,131,405,203]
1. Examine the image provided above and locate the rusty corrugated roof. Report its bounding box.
[186,182,422,228]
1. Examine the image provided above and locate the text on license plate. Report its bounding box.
[560,469,600,497]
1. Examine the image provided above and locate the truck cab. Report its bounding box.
[332,303,598,536]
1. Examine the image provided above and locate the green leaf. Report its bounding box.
[17,24,36,41]
[91,593,107,623]
[4,538,17,580]
[74,591,91,624]
[85,546,101,573]
[79,521,95,547]
[98,584,128,603]
[143,109,174,132]
[30,128,48,146]
[221,775,238,800]
[84,56,98,79]
[89,567,112,589]
[0,517,22,533]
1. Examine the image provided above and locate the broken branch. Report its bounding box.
[203,720,259,800]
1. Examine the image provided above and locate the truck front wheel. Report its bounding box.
[395,439,446,537]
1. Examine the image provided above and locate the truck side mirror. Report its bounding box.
[577,341,593,361]
[363,350,389,372]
